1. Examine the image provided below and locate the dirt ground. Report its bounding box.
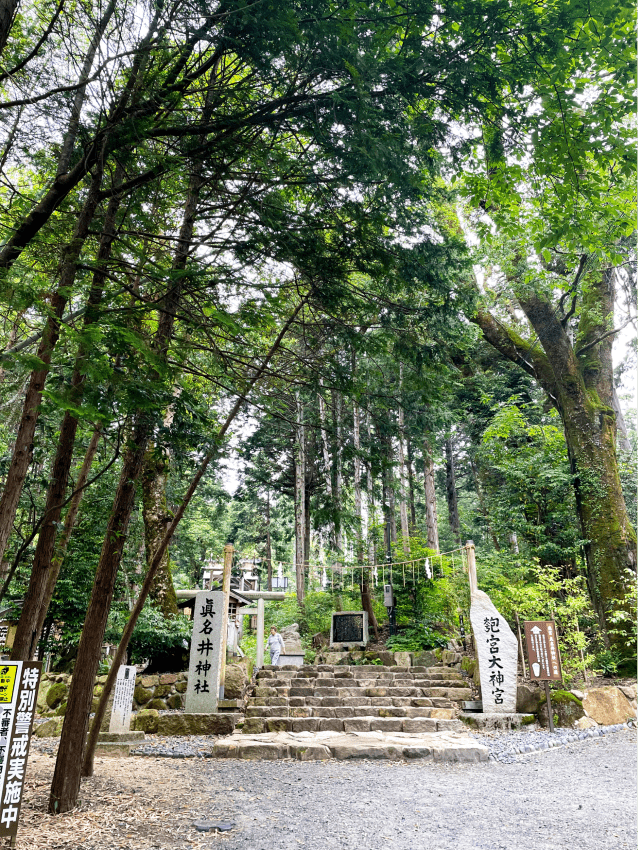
[14,729,637,850]
[14,752,224,850]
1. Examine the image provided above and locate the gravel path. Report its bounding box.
[183,727,636,850]
[470,721,634,763]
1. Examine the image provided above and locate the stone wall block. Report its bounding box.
[134,685,153,705]
[582,687,634,726]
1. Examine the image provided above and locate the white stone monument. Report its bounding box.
[185,591,225,713]
[109,664,137,733]
[466,542,518,714]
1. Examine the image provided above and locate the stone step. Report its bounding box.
[97,731,145,743]
[259,676,467,691]
[94,741,133,757]
[264,685,470,701]
[213,731,488,762]
[248,694,454,708]
[256,665,462,680]
[256,670,464,684]
[246,703,457,720]
[241,716,464,735]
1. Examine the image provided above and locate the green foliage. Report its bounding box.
[478,554,601,683]
[593,648,623,678]
[105,607,191,671]
[478,403,582,565]
[386,621,448,652]
[605,568,638,658]
[389,536,469,634]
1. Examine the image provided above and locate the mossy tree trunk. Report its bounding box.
[445,436,461,545]
[141,446,179,618]
[422,436,439,553]
[474,268,636,644]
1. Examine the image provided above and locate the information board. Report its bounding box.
[524,620,562,681]
[330,612,368,647]
[109,665,137,733]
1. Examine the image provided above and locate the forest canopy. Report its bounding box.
[0,0,635,813]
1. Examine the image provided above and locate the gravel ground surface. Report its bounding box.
[26,726,636,849]
[195,727,636,850]
[34,718,634,762]
[470,721,635,763]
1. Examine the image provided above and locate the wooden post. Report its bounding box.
[218,543,233,699]
[465,540,477,596]
[256,597,265,667]
[544,680,555,733]
[514,611,527,679]
[574,618,589,685]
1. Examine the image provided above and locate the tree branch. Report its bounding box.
[575,318,632,356]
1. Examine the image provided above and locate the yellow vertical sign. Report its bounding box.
[0,666,17,704]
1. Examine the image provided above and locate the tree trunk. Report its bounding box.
[49,415,153,813]
[353,388,378,638]
[11,177,121,661]
[0,164,104,571]
[265,489,272,591]
[333,391,343,553]
[473,268,636,641]
[423,437,439,552]
[303,475,311,579]
[469,458,500,551]
[445,436,461,545]
[49,159,204,813]
[0,0,18,58]
[406,435,417,530]
[141,447,179,618]
[318,380,337,550]
[14,426,101,661]
[57,0,117,175]
[380,430,397,553]
[294,393,305,606]
[397,439,410,555]
[366,413,377,571]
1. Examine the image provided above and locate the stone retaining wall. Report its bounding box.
[35,659,252,718]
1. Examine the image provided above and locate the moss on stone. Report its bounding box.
[539,689,583,708]
[45,682,68,709]
[133,685,153,705]
[134,709,159,733]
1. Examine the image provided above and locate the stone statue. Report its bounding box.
[279,623,303,654]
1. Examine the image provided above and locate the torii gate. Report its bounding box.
[237,590,286,667]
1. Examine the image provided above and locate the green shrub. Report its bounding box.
[386,621,448,652]
[106,607,192,672]
[593,648,622,677]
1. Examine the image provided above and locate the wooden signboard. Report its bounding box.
[524,620,562,681]
[0,661,41,844]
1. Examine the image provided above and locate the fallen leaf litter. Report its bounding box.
[14,751,231,849]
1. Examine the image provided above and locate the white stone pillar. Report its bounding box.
[185,591,225,713]
[256,597,265,667]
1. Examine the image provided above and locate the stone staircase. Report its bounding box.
[242,663,472,735]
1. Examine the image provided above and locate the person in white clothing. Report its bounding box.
[266,626,285,665]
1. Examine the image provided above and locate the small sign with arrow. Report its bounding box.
[524,620,563,733]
